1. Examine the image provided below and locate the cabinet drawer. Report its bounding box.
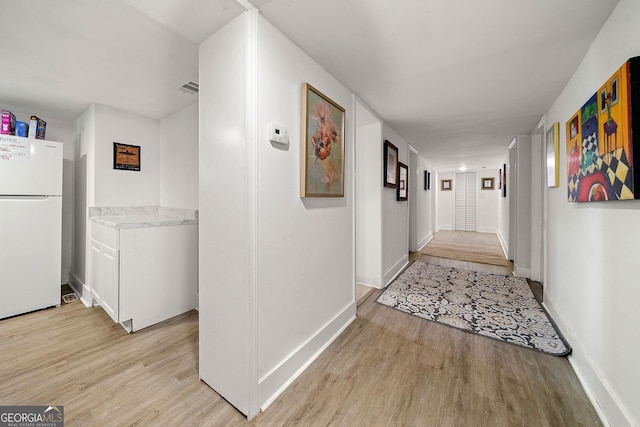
[91,222,119,249]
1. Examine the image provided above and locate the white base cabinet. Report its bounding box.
[90,221,197,332]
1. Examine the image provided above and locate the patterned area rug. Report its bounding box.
[377,262,570,356]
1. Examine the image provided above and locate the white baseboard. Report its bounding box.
[477,227,498,233]
[384,255,409,287]
[417,232,433,252]
[68,272,92,308]
[497,232,508,259]
[513,264,531,279]
[259,302,356,411]
[543,299,634,427]
[356,281,382,289]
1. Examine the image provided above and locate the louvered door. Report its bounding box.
[454,172,477,231]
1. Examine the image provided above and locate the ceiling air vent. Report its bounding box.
[179,81,199,95]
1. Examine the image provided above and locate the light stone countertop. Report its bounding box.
[89,206,198,229]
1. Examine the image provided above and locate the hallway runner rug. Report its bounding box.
[377,261,570,356]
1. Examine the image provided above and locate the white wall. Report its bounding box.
[544,1,640,425]
[382,124,409,285]
[93,105,160,207]
[256,14,355,409]
[414,153,434,250]
[199,10,356,419]
[435,170,455,230]
[71,104,162,300]
[160,102,198,209]
[497,152,509,255]
[355,99,383,287]
[199,11,251,415]
[478,169,500,233]
[514,134,532,277]
[71,106,95,291]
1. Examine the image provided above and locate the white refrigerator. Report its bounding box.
[0,136,63,319]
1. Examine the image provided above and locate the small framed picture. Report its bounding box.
[546,122,560,187]
[397,162,408,201]
[441,179,452,191]
[383,140,399,188]
[113,142,141,171]
[481,177,495,190]
[424,170,429,191]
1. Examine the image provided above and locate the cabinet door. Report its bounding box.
[100,245,119,323]
[90,240,103,304]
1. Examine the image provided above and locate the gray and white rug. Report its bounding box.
[377,262,570,356]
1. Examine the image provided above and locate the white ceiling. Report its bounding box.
[0,0,619,170]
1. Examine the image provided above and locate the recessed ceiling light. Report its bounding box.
[459,166,467,171]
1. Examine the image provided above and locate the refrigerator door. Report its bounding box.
[0,137,63,196]
[0,196,62,319]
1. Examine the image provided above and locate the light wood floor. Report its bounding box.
[0,235,601,426]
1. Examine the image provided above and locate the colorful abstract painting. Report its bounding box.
[566,58,640,202]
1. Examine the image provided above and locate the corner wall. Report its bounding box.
[198,10,356,419]
[544,1,640,425]
[160,102,198,209]
[382,124,409,285]
[414,153,434,250]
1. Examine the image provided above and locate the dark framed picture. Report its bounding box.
[113,142,140,171]
[383,140,398,188]
[502,163,507,197]
[424,170,430,190]
[498,168,502,189]
[397,162,408,201]
[300,82,345,197]
[481,177,495,190]
[441,179,452,191]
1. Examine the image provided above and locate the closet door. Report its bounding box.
[454,172,466,231]
[465,172,477,231]
[454,172,478,231]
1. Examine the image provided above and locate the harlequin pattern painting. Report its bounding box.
[566,57,640,202]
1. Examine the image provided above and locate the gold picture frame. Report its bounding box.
[481,177,495,190]
[300,83,346,197]
[441,179,452,191]
[546,122,559,187]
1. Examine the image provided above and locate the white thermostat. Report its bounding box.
[268,124,289,145]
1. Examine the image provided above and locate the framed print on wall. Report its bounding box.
[300,82,345,197]
[397,162,408,201]
[502,164,507,197]
[113,142,141,171]
[424,170,430,190]
[546,122,560,187]
[441,179,452,191]
[383,140,399,188]
[481,177,495,190]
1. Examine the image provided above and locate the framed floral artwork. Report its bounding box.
[300,83,345,197]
